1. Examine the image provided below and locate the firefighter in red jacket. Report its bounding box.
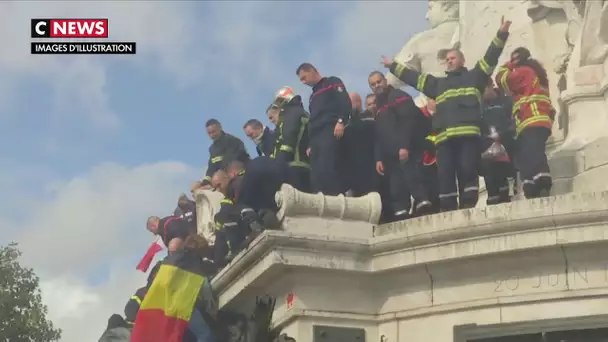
[495,47,554,199]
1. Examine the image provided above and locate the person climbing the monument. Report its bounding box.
[225,158,285,228]
[174,193,197,232]
[243,118,276,157]
[146,214,195,254]
[381,16,512,212]
[211,169,249,265]
[296,62,352,195]
[495,46,554,199]
[344,91,377,197]
[124,261,161,326]
[267,86,312,193]
[131,235,219,342]
[368,70,433,220]
[480,79,516,205]
[197,118,250,189]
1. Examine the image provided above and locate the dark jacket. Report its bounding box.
[202,132,250,185]
[274,96,310,168]
[308,76,352,139]
[174,199,197,231]
[482,91,515,140]
[157,216,191,247]
[255,127,276,157]
[388,30,509,145]
[374,86,430,162]
[124,287,147,324]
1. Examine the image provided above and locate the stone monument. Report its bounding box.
[198,1,608,341]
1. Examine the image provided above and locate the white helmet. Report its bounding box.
[272,86,297,109]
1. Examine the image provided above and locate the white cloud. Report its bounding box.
[305,1,430,94]
[0,1,204,130]
[4,161,196,341]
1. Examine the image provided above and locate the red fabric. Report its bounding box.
[423,151,436,166]
[495,63,553,132]
[130,309,190,342]
[136,238,163,272]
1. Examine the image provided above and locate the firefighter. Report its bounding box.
[210,169,248,264]
[267,87,311,193]
[296,63,352,195]
[226,158,286,217]
[344,92,377,197]
[413,95,440,215]
[481,80,516,205]
[495,47,554,199]
[369,71,432,220]
[124,261,161,326]
[243,119,275,157]
[199,119,250,188]
[383,16,512,211]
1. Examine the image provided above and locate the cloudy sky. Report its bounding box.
[0,1,428,341]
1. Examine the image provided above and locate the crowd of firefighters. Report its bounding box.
[99,16,556,342]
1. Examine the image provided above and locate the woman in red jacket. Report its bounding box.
[495,47,554,199]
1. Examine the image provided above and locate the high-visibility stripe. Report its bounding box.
[435,87,481,104]
[211,156,223,163]
[498,67,511,92]
[417,73,428,90]
[203,176,211,182]
[394,63,406,79]
[515,114,553,136]
[293,116,309,167]
[477,57,494,75]
[435,126,480,144]
[512,94,551,114]
[131,295,142,306]
[220,199,234,205]
[425,135,437,143]
[139,264,205,321]
[279,145,293,152]
[492,36,505,48]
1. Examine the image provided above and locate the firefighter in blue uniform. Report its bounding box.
[243,119,275,157]
[267,86,311,193]
[383,17,512,211]
[200,119,250,187]
[296,63,352,195]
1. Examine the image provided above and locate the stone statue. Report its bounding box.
[194,188,225,246]
[575,0,608,67]
[387,0,460,87]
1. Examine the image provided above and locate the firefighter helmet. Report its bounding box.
[272,86,297,109]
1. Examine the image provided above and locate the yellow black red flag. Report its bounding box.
[131,250,207,342]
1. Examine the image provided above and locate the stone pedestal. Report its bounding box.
[549,63,608,195]
[209,191,608,342]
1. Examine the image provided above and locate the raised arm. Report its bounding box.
[474,16,512,85]
[383,57,439,99]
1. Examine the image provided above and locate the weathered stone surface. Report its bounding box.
[211,191,608,342]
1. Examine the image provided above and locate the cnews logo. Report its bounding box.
[31,19,109,38]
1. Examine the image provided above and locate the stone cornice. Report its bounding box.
[212,191,608,301]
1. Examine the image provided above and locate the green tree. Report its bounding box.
[0,242,62,342]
